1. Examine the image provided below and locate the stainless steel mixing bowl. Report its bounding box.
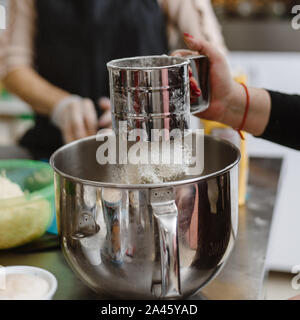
[50,135,240,299]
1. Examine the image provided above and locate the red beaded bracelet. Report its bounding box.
[236,83,250,140]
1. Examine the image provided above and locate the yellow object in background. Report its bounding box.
[0,196,52,249]
[202,120,248,206]
[202,74,249,206]
[234,73,247,85]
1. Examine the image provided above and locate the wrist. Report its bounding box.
[222,81,247,129]
[222,85,271,137]
[51,94,81,128]
[50,92,72,111]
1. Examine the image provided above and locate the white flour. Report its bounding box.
[0,174,24,200]
[115,141,194,184]
[0,274,49,300]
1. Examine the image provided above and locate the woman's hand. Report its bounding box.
[51,95,98,143]
[51,95,113,144]
[174,34,271,136]
[98,97,112,128]
[175,34,241,123]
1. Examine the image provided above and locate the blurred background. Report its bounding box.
[1,0,300,300]
[212,0,300,300]
[0,0,34,150]
[213,0,300,51]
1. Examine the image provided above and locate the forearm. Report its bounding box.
[3,66,70,116]
[260,90,300,150]
[222,82,271,136]
[182,34,300,150]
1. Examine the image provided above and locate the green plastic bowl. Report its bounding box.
[0,160,56,249]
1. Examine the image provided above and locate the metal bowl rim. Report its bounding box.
[50,135,241,190]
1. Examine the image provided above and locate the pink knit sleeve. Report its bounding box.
[0,0,36,79]
[162,0,227,55]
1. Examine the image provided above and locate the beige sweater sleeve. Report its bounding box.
[0,0,36,80]
[162,0,227,54]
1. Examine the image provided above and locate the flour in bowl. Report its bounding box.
[115,140,194,184]
[0,173,24,200]
[0,274,49,300]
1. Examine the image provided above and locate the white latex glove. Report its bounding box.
[98,97,112,128]
[51,95,98,143]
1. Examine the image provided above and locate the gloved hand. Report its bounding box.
[51,95,98,143]
[98,97,112,128]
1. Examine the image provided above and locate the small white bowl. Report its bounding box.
[2,266,57,300]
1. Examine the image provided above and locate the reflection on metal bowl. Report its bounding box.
[50,135,240,299]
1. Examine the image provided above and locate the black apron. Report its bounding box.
[20,0,168,159]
